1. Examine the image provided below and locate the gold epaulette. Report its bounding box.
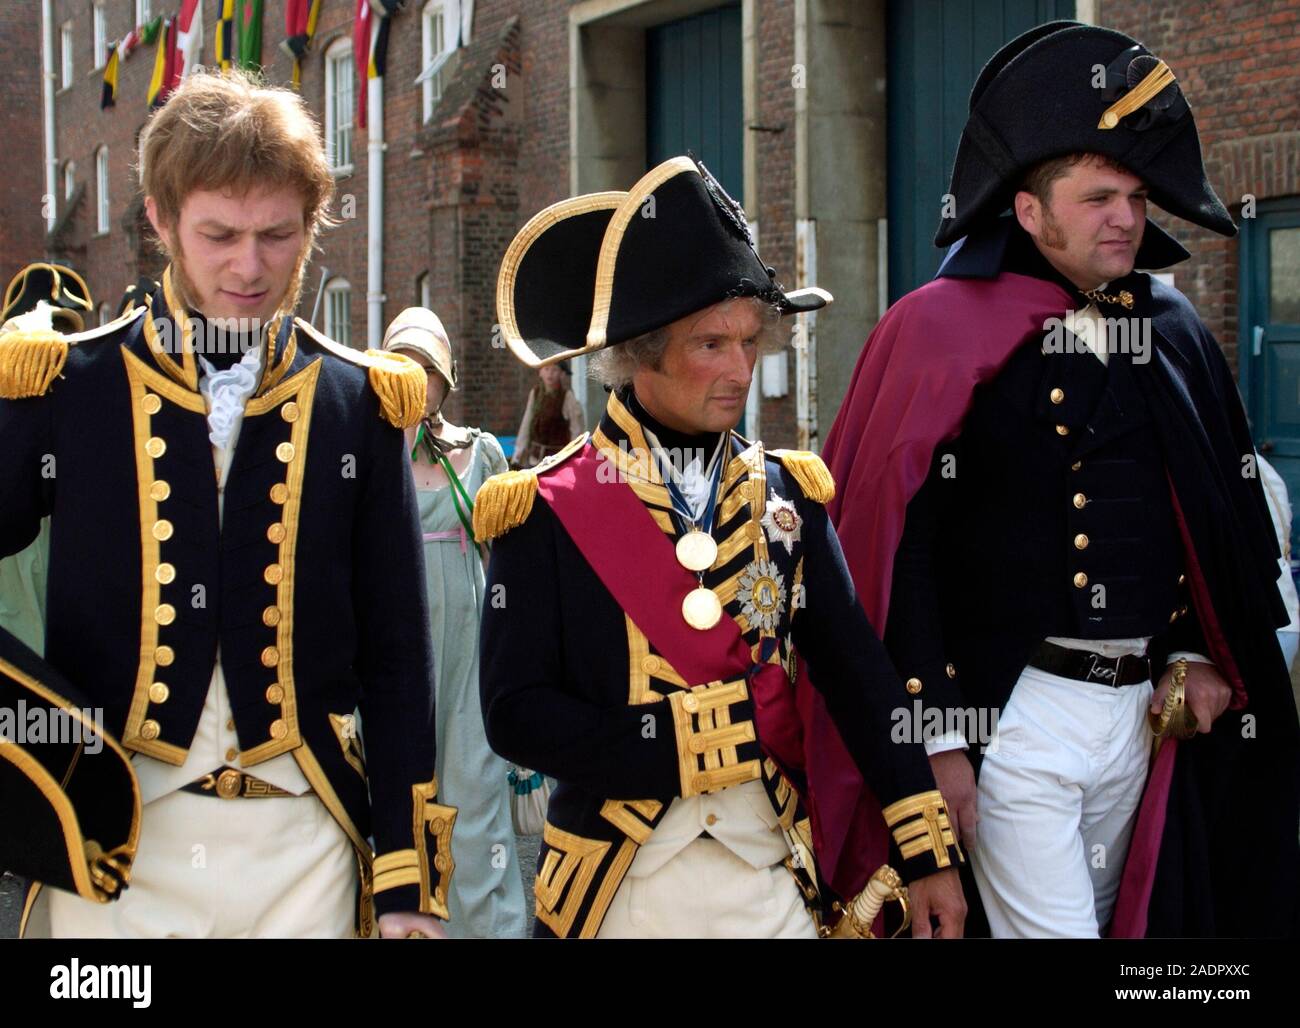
[0,304,143,399]
[770,448,835,504]
[294,317,428,429]
[472,433,589,542]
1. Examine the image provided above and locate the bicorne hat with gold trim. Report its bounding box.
[497,155,832,368]
[935,21,1235,247]
[1,262,93,334]
[0,627,140,903]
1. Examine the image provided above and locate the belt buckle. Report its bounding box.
[215,768,243,799]
[1083,652,1119,685]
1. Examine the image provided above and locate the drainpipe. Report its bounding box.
[41,0,57,234]
[366,19,386,347]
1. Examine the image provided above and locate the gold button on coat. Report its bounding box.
[266,684,285,704]
[681,694,700,713]
[705,814,718,826]
[145,437,166,458]
[641,655,661,674]
[267,523,286,544]
[148,682,170,703]
[150,480,171,502]
[225,747,238,763]
[155,644,175,666]
[1073,492,1087,509]
[152,519,174,541]
[142,393,162,415]
[280,402,300,423]
[270,483,288,504]
[155,604,176,625]
[905,677,922,694]
[1071,461,1082,471]
[430,818,446,835]
[264,564,284,585]
[692,773,709,792]
[1050,388,1065,404]
[261,646,280,667]
[1055,424,1069,436]
[1073,572,1088,588]
[688,736,707,754]
[269,719,288,740]
[276,442,296,463]
[140,719,161,741]
[263,606,281,627]
[1074,534,1089,550]
[945,663,956,678]
[156,562,176,584]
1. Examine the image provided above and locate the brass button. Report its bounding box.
[1178,574,1186,586]
[269,719,288,740]
[152,519,174,541]
[1170,610,1179,623]
[705,814,718,827]
[641,655,661,674]
[1055,424,1069,436]
[155,644,175,666]
[1050,387,1065,404]
[280,401,300,423]
[905,677,922,695]
[945,663,956,679]
[150,479,171,502]
[264,564,284,585]
[1180,605,1188,616]
[1074,533,1089,550]
[266,684,285,704]
[689,736,707,754]
[216,769,242,799]
[145,436,166,458]
[681,694,700,713]
[225,747,238,763]
[140,719,161,741]
[262,605,282,627]
[225,718,235,731]
[270,483,289,505]
[1073,492,1087,509]
[434,853,451,873]
[1071,461,1082,472]
[691,773,710,792]
[430,818,447,835]
[155,603,176,625]
[276,442,296,463]
[148,682,170,704]
[1073,572,1088,588]
[142,393,162,415]
[267,523,286,544]
[435,886,446,902]
[261,646,280,667]
[156,562,176,585]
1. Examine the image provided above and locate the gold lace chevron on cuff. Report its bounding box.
[668,678,761,798]
[882,790,961,869]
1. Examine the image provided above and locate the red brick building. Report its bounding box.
[19,1,1300,459]
[1,1,48,292]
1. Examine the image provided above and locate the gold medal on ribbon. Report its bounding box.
[675,530,718,572]
[682,586,723,631]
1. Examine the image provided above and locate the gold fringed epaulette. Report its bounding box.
[294,317,428,429]
[473,470,539,542]
[770,448,835,504]
[0,328,69,399]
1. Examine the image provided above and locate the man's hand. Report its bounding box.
[1150,661,1231,734]
[378,911,448,939]
[928,749,977,851]
[908,868,966,938]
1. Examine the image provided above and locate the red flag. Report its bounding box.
[353,0,370,128]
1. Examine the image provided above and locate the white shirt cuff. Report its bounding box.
[1167,651,1212,666]
[924,730,969,757]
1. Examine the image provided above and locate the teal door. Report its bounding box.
[646,4,743,199]
[887,0,1075,302]
[1243,197,1300,558]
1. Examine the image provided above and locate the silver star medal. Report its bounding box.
[760,490,802,554]
[737,559,786,635]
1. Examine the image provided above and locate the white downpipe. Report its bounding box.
[41,0,57,233]
[366,20,386,347]
[795,218,818,451]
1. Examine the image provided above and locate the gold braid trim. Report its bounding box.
[770,449,835,504]
[0,329,69,398]
[472,470,538,542]
[365,350,426,429]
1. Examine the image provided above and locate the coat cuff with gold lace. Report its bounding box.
[667,679,762,798]
[882,790,964,879]
[371,783,458,920]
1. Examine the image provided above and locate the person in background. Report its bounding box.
[512,361,585,468]
[383,307,528,939]
[1257,455,1300,671]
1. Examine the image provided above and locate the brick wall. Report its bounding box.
[0,0,46,295]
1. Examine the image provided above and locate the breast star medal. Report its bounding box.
[737,558,786,635]
[760,491,802,554]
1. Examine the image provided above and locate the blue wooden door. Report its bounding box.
[1243,197,1300,558]
[646,3,743,199]
[887,0,1075,302]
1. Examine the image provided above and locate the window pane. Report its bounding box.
[1270,226,1300,325]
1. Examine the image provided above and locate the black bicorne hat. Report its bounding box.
[1,262,94,333]
[497,156,831,368]
[935,21,1236,247]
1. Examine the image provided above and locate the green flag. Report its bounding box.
[139,15,163,46]
[237,0,264,70]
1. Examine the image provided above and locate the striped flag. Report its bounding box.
[101,40,121,109]
[216,0,235,69]
[146,17,180,108]
[282,0,323,88]
[355,1,404,128]
[176,0,204,81]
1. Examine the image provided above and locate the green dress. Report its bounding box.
[416,430,527,938]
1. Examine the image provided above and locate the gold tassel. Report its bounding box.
[772,449,836,504]
[363,349,427,429]
[472,470,539,542]
[0,329,69,399]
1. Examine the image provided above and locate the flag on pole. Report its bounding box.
[176,0,204,80]
[282,0,323,88]
[147,16,180,108]
[216,0,235,69]
[239,0,265,70]
[355,1,404,128]
[139,15,163,46]
[101,41,121,109]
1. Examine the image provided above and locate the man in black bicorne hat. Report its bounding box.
[476,156,967,938]
[820,22,1299,937]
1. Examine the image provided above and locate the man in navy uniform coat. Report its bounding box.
[820,23,1299,937]
[0,70,454,938]
[476,156,967,938]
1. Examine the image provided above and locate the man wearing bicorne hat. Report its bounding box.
[476,155,967,938]
[819,22,1299,937]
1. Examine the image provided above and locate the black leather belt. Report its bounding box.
[180,768,300,799]
[1029,641,1151,688]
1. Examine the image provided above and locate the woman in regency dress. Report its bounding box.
[382,307,527,939]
